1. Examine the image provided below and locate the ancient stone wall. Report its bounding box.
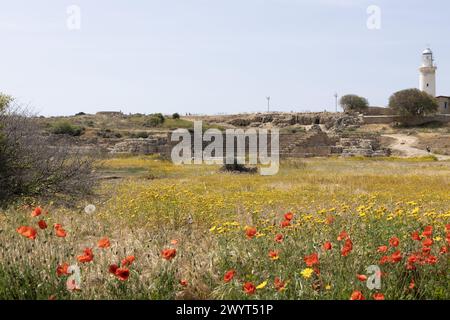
[109,126,389,159]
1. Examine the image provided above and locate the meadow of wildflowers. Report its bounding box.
[0,157,448,300]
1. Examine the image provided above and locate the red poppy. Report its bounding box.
[98,237,111,249]
[447,232,450,244]
[243,282,256,295]
[409,279,415,290]
[37,220,47,230]
[389,237,399,248]
[268,250,279,261]
[337,230,348,241]
[179,279,188,287]
[274,277,286,292]
[350,291,365,300]
[161,248,177,260]
[411,231,421,241]
[422,246,431,254]
[54,224,67,238]
[391,250,402,263]
[422,226,433,238]
[341,238,353,257]
[31,207,42,217]
[304,252,319,267]
[274,234,284,243]
[121,255,135,266]
[284,212,294,221]
[356,274,367,282]
[77,248,94,263]
[223,269,236,283]
[379,255,391,264]
[407,254,419,264]
[373,293,385,300]
[114,268,130,281]
[56,263,70,276]
[55,228,66,238]
[16,226,37,240]
[323,241,332,251]
[377,245,388,253]
[422,238,433,247]
[245,227,257,239]
[425,255,437,265]
[109,264,119,274]
[280,220,291,228]
[446,224,450,232]
[440,246,448,254]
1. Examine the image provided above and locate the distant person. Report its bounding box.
[426,146,431,153]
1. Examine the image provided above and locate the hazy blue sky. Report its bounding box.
[1,0,449,116]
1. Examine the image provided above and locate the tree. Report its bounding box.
[388,89,438,117]
[172,113,180,120]
[340,95,369,113]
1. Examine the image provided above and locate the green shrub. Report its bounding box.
[143,113,165,127]
[130,131,149,139]
[172,113,180,120]
[50,121,84,136]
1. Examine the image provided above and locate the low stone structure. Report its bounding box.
[110,137,169,155]
[108,125,390,159]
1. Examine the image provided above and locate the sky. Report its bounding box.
[0,0,449,116]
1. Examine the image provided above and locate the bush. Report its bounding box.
[0,99,96,206]
[143,113,165,127]
[389,89,438,117]
[172,113,180,120]
[50,121,84,136]
[340,94,369,113]
[130,131,149,139]
[97,128,122,139]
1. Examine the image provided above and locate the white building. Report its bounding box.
[419,48,450,114]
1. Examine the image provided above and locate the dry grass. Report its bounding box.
[0,157,449,300]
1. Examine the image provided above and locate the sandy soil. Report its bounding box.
[382,134,450,160]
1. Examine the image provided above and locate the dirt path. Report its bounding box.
[383,134,450,161]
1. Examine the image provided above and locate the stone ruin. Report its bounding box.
[108,124,390,158]
[110,136,169,155]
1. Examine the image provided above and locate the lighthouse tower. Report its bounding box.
[419,48,437,97]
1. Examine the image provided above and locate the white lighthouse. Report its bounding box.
[419,48,437,97]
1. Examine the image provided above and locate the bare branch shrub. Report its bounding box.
[0,102,97,206]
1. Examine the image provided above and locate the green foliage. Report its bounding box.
[97,128,122,139]
[340,94,369,113]
[172,113,180,120]
[130,131,149,139]
[50,121,84,136]
[389,89,439,117]
[143,113,165,127]
[0,93,13,112]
